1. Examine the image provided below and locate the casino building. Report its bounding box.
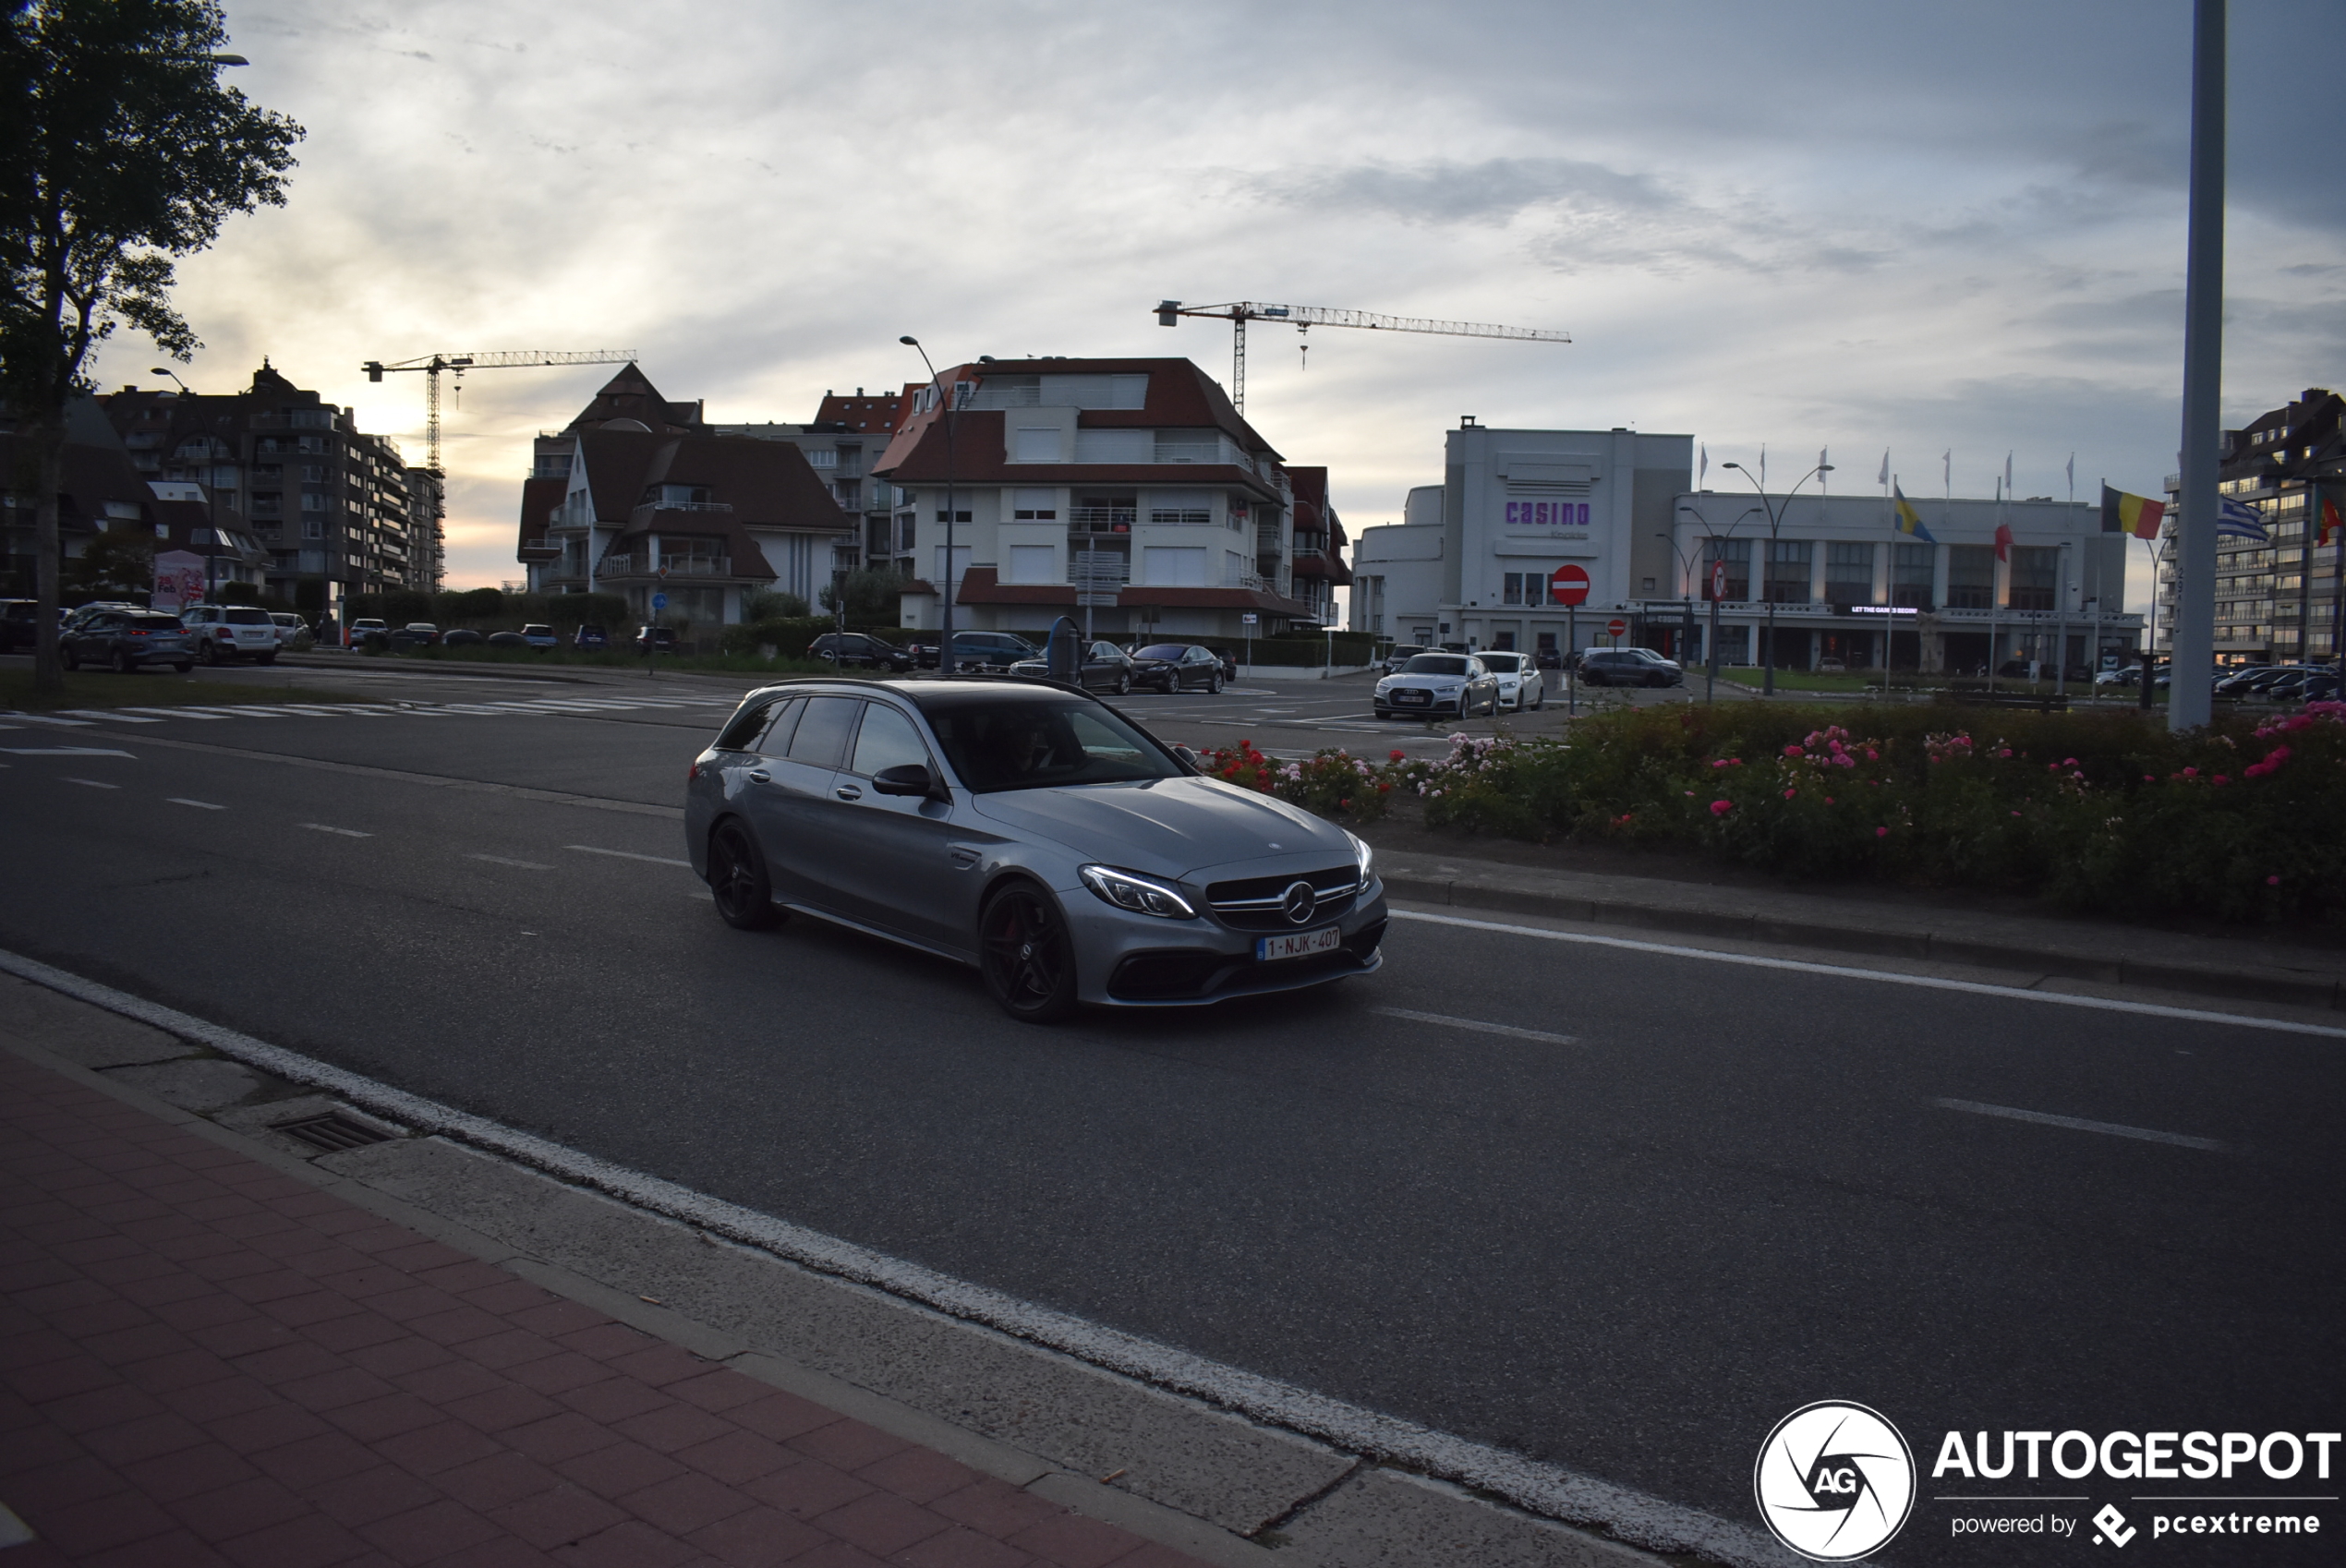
[1353,418,2144,673]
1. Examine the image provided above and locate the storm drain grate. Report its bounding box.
[272,1112,394,1152]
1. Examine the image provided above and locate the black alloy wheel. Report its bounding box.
[707,818,782,930]
[111,646,134,674]
[979,881,1079,1022]
[1207,671,1223,694]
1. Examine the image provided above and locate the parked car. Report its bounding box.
[2212,664,2274,696]
[1379,644,1430,676]
[1009,640,1139,694]
[938,631,1039,672]
[1374,653,1499,718]
[1477,650,1545,711]
[635,625,679,654]
[0,598,41,652]
[686,677,1387,1021]
[574,623,611,650]
[63,600,143,633]
[345,617,389,648]
[268,611,315,651]
[387,624,438,650]
[1204,646,1239,682]
[1578,648,1682,687]
[1129,642,1225,694]
[485,631,531,649]
[442,628,485,647]
[808,631,913,672]
[519,623,559,650]
[59,609,193,673]
[181,603,280,664]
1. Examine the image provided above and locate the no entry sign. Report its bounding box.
[1548,564,1590,606]
[1606,618,1628,638]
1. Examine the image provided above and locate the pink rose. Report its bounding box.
[1876,826,1890,838]
[1711,800,1733,815]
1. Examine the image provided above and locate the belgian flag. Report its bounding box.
[2100,484,2165,540]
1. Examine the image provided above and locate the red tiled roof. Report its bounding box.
[874,358,1278,478]
[515,476,565,556]
[813,389,911,434]
[564,365,706,435]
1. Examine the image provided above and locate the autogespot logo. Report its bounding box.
[1755,1401,1917,1562]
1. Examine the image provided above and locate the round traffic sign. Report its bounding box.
[1711,559,1728,600]
[651,592,668,609]
[1606,617,1628,638]
[1547,564,1590,606]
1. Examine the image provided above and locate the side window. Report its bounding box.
[849,704,929,778]
[757,698,804,754]
[715,695,785,752]
[787,696,860,768]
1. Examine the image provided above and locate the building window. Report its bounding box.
[302,519,323,540]
[1892,542,1934,608]
[301,492,325,512]
[1503,573,1523,606]
[289,408,330,428]
[1143,546,1207,586]
[934,510,971,524]
[1764,540,1812,603]
[2009,546,2060,611]
[1011,488,1058,521]
[804,448,838,469]
[1946,545,1995,609]
[1824,541,1875,605]
[1704,537,1750,599]
[1006,545,1058,585]
[1014,428,1059,463]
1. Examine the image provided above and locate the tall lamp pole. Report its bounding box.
[2168,0,2225,730]
[1675,501,1761,702]
[901,337,960,673]
[1722,461,1832,696]
[1655,530,1699,697]
[149,368,216,604]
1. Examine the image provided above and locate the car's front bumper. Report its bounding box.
[1065,876,1389,1007]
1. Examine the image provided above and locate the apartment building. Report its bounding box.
[1285,467,1353,627]
[516,366,857,623]
[712,386,914,575]
[2156,386,2343,663]
[868,356,1324,640]
[100,362,423,610]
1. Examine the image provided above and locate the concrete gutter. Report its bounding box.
[1375,849,2346,1013]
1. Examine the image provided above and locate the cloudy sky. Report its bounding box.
[120,1,2346,610]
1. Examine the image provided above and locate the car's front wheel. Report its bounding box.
[707,819,782,930]
[198,639,221,666]
[1207,672,1223,694]
[979,881,1078,1023]
[1115,673,1131,695]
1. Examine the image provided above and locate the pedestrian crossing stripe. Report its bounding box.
[0,695,742,728]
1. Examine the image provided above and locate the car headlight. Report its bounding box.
[1079,864,1196,919]
[1348,832,1374,885]
[1374,679,1393,693]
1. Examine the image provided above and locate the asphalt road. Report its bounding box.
[5,659,2340,1565]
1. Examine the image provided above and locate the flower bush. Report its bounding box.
[1192,740,1404,820]
[1395,700,2346,923]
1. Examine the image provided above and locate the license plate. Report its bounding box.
[1396,690,1429,704]
[1256,925,1344,962]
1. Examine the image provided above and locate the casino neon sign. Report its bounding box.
[1506,501,1590,526]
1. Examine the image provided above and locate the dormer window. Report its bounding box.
[644,483,712,507]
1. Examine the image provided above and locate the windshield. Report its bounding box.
[1133,644,1188,660]
[1402,655,1472,676]
[923,698,1181,793]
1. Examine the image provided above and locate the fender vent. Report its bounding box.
[272,1112,394,1152]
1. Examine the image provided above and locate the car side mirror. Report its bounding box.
[1173,744,1202,773]
[871,762,947,800]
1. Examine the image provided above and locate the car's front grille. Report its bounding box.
[1205,865,1359,932]
[1109,950,1231,1001]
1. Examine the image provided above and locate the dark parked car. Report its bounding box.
[1129,643,1225,693]
[808,631,913,672]
[574,623,611,650]
[60,609,193,673]
[442,628,485,647]
[686,677,1386,1022]
[1,598,41,652]
[485,631,531,649]
[2212,664,2274,696]
[1009,640,1139,694]
[1578,648,1683,687]
[635,625,679,654]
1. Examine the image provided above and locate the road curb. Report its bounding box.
[1381,872,2346,1013]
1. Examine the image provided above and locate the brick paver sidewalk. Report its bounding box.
[0,1050,1209,1567]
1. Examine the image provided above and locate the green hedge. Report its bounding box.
[717,616,840,658]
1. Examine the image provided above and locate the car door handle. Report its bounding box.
[834,785,863,801]
[747,769,771,783]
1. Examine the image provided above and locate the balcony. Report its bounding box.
[631,500,733,524]
[1068,507,1135,533]
[597,554,732,578]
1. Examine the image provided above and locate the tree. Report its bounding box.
[819,568,906,626]
[63,524,150,598]
[1,0,301,692]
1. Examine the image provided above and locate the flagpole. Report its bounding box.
[1989,472,2001,694]
[1881,453,1893,700]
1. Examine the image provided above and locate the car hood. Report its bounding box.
[968,776,1348,880]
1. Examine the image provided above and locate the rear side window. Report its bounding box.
[714,695,786,751]
[787,696,861,768]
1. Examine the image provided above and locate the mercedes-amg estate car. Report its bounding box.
[685,677,1386,1021]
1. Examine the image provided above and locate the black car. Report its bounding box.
[0,598,41,652]
[1008,640,1139,694]
[912,631,1039,672]
[59,609,194,673]
[808,631,913,672]
[443,628,485,647]
[635,625,678,654]
[1578,648,1683,687]
[1129,642,1225,694]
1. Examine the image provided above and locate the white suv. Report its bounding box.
[1478,650,1545,710]
[180,604,281,665]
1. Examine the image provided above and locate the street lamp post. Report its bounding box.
[150,368,217,606]
[1676,501,1763,703]
[1721,460,1833,696]
[1655,530,1700,700]
[901,337,959,673]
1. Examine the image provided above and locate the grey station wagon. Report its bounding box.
[685,677,1387,1021]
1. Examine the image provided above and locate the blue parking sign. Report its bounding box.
[651,593,668,610]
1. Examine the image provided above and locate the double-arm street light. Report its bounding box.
[1675,501,1763,702]
[1653,530,1701,699]
[900,336,960,673]
[1721,459,1832,696]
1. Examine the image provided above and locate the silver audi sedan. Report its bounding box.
[685,677,1387,1021]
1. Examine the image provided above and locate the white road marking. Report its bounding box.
[58,708,162,723]
[1,747,135,757]
[61,777,120,789]
[468,853,554,870]
[564,844,692,867]
[0,712,93,726]
[1369,1007,1579,1045]
[167,798,226,811]
[1391,909,2346,1040]
[1933,1097,2224,1152]
[119,706,225,719]
[0,946,1788,1568]
[298,822,371,838]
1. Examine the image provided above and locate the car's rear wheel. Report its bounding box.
[199,639,220,666]
[111,647,134,674]
[1207,672,1223,694]
[1115,673,1131,695]
[707,819,781,930]
[980,881,1079,1023]
[61,647,79,671]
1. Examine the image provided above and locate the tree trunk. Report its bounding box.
[30,413,67,694]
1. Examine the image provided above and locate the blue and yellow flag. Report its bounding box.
[1893,484,1937,543]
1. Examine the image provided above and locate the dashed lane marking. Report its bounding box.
[297,822,371,838]
[167,798,226,810]
[1368,1007,1579,1046]
[563,844,692,867]
[468,853,555,870]
[61,778,120,789]
[1,747,136,757]
[58,708,163,723]
[0,712,93,726]
[1933,1097,2225,1152]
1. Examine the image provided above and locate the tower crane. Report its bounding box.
[1154,301,1568,414]
[360,349,640,476]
